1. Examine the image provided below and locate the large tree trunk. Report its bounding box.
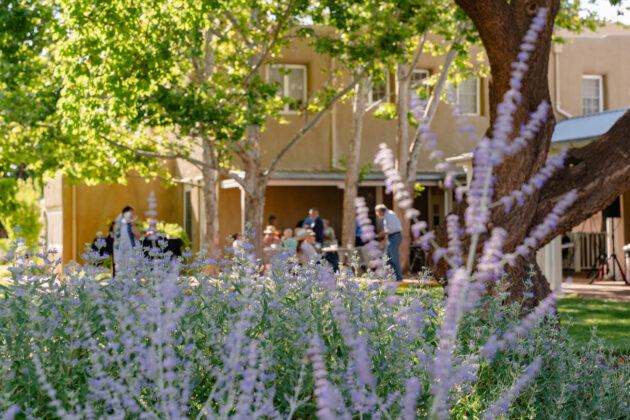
[431,0,630,305]
[201,141,220,253]
[395,63,412,274]
[341,78,369,248]
[243,125,266,258]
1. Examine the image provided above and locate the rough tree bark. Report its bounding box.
[243,125,267,258]
[341,78,370,248]
[431,0,630,306]
[201,140,220,253]
[394,63,412,273]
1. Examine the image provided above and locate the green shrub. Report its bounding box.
[0,179,42,247]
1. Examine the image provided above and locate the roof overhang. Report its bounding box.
[220,171,462,189]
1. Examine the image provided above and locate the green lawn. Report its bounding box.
[0,263,9,286]
[558,295,630,353]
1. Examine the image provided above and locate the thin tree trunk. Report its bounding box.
[201,140,220,253]
[395,63,412,273]
[244,125,266,258]
[341,78,369,248]
[396,38,460,275]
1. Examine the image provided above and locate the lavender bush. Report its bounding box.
[0,238,628,419]
[1,8,629,419]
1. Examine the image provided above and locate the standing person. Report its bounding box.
[267,215,280,237]
[113,205,141,275]
[307,208,324,246]
[375,204,403,281]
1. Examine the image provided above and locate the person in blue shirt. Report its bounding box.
[375,204,403,281]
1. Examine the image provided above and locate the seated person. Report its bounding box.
[282,228,297,252]
[323,219,337,247]
[296,228,318,265]
[232,232,244,252]
[263,226,282,247]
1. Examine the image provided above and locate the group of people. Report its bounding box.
[233,208,339,268]
[92,205,182,276]
[231,205,404,280]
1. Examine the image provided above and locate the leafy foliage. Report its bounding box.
[0,179,42,247]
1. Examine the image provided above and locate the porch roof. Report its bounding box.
[551,108,629,144]
[220,170,464,189]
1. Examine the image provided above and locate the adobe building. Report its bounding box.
[44,24,630,278]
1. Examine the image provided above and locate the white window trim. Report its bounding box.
[267,64,308,115]
[582,74,604,115]
[410,69,430,89]
[456,77,480,116]
[368,71,390,105]
[409,69,431,100]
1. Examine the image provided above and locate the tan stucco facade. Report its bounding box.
[45,24,630,264]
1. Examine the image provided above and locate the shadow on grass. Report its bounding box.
[558,295,630,354]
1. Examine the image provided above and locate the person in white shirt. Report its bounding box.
[295,228,319,265]
[375,204,403,280]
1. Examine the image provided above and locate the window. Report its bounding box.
[410,69,430,98]
[268,65,307,113]
[369,73,390,104]
[447,77,480,116]
[582,75,603,116]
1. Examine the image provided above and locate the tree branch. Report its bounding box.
[406,32,462,181]
[265,73,364,178]
[530,111,630,248]
[404,34,428,81]
[127,174,198,186]
[222,9,254,48]
[242,0,295,87]
[199,135,252,196]
[99,133,213,170]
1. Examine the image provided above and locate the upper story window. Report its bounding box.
[369,73,390,105]
[410,69,430,98]
[582,75,603,116]
[268,64,307,113]
[455,77,480,116]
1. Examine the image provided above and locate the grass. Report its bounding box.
[558,295,630,353]
[0,263,9,287]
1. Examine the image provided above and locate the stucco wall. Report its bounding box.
[218,187,243,246]
[554,26,630,117]
[62,176,182,264]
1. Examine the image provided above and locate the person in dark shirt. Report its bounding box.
[307,208,324,245]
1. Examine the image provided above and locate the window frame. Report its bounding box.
[410,69,430,91]
[455,76,481,116]
[267,64,308,114]
[582,74,604,116]
[368,71,391,105]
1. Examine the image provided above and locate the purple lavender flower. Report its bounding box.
[482,358,542,420]
[481,292,558,361]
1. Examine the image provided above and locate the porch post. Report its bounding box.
[239,185,246,233]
